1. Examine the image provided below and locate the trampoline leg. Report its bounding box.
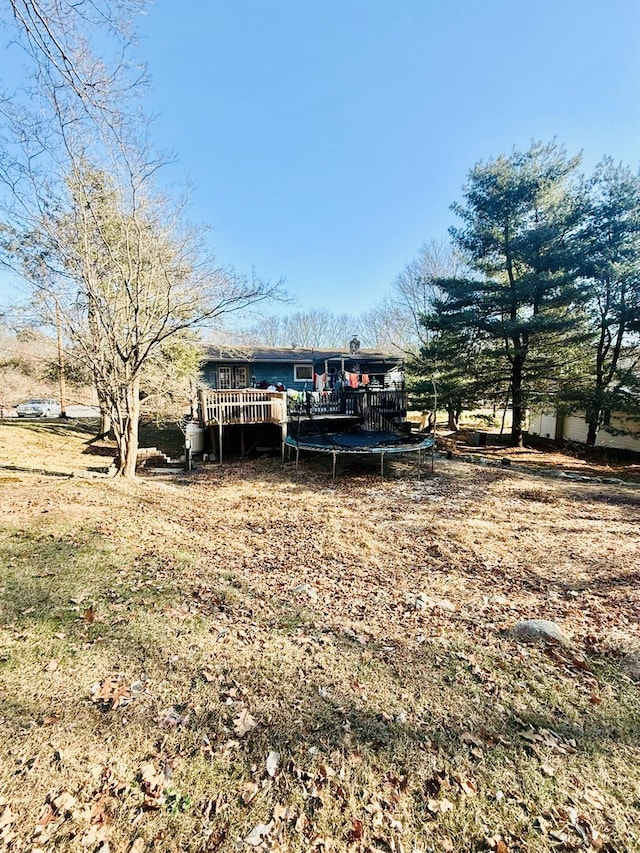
[418,448,422,480]
[332,451,336,482]
[381,452,384,478]
[295,446,299,472]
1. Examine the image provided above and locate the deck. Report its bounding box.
[198,387,409,461]
[200,389,287,427]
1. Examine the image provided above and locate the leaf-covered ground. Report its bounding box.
[0,421,639,852]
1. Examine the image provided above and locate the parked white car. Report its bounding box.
[16,398,62,418]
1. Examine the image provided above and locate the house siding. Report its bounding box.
[201,361,314,390]
[528,411,640,453]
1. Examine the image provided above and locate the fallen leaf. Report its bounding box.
[35,804,56,827]
[157,706,190,729]
[455,776,477,797]
[0,805,15,828]
[272,803,291,822]
[241,782,259,805]
[387,816,403,833]
[347,818,365,843]
[233,708,257,737]
[82,821,111,848]
[582,788,606,810]
[138,761,166,809]
[90,674,132,710]
[44,659,59,672]
[244,821,273,846]
[52,790,77,813]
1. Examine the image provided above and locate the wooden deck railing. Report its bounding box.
[199,389,287,426]
[287,388,408,427]
[199,387,408,429]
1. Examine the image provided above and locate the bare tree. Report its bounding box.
[0,0,281,476]
[241,308,355,349]
[361,240,463,355]
[4,0,146,108]
[8,161,280,475]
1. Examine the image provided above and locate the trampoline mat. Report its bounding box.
[330,430,404,448]
[285,431,433,453]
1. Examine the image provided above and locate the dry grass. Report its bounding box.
[0,421,639,853]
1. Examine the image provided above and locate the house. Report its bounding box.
[200,342,404,392]
[198,341,407,461]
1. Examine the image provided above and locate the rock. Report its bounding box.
[513,619,567,645]
[406,592,431,610]
[621,650,640,682]
[294,583,318,601]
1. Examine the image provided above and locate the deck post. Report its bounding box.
[281,419,288,462]
[218,421,223,465]
[332,451,336,482]
[380,452,385,478]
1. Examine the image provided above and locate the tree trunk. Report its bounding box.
[96,395,112,440]
[510,355,525,447]
[98,409,112,440]
[111,376,140,477]
[119,376,140,478]
[447,405,459,431]
[586,409,600,447]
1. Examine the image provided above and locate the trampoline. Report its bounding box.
[283,430,434,480]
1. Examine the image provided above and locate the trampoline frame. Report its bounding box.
[283,433,434,481]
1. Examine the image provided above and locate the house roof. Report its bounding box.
[203,345,403,364]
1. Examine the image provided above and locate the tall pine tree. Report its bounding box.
[430,142,587,446]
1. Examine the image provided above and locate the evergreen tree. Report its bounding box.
[409,324,500,431]
[430,142,587,446]
[573,158,640,445]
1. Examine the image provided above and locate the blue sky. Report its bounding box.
[1,0,639,312]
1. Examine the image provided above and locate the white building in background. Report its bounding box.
[528,410,640,453]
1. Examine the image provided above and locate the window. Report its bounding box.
[294,364,313,381]
[218,366,232,389]
[234,367,248,388]
[218,365,248,388]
